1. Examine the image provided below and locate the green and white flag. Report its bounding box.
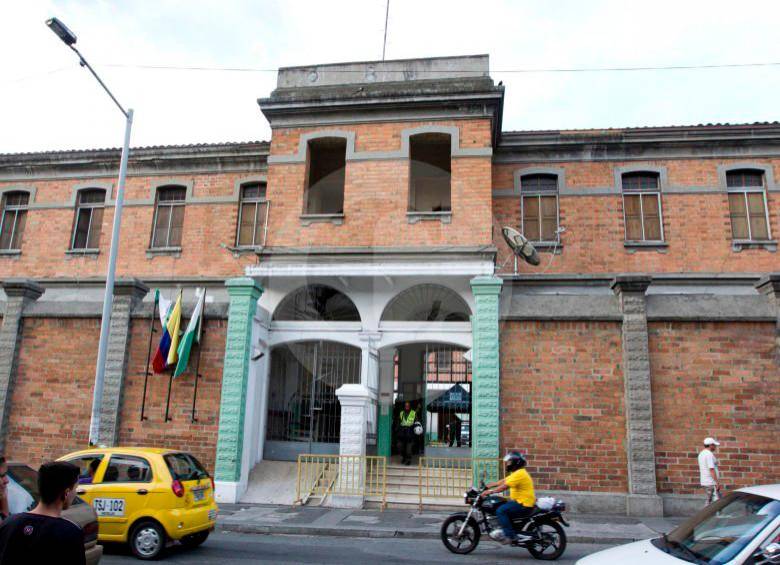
[174,289,205,378]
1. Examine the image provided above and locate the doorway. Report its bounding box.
[387,343,472,463]
[264,341,361,461]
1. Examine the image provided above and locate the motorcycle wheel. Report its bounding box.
[526,521,567,561]
[440,515,481,554]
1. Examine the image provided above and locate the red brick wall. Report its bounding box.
[6,318,98,464]
[4,316,225,473]
[500,321,628,492]
[117,318,226,472]
[266,119,494,248]
[650,321,780,494]
[493,158,780,274]
[0,173,258,280]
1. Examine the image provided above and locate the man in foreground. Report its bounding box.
[0,461,85,564]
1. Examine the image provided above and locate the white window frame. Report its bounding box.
[235,183,269,248]
[0,191,29,251]
[150,186,186,249]
[621,190,665,243]
[727,180,772,242]
[519,175,560,244]
[70,188,106,250]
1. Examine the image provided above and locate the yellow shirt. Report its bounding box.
[505,468,535,507]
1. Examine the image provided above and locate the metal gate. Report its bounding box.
[422,345,472,456]
[265,341,361,461]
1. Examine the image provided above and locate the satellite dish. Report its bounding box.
[502,226,541,266]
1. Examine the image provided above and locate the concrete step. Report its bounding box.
[364,494,465,511]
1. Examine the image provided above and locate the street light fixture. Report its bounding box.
[46,17,134,447]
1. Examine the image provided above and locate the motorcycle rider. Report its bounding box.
[480,451,536,544]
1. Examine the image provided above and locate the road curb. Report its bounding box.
[217,522,643,545]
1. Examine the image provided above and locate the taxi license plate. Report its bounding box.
[93,498,125,517]
[193,488,205,502]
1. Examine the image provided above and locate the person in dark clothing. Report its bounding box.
[0,461,84,565]
[0,457,9,522]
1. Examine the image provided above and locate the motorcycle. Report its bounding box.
[440,482,569,560]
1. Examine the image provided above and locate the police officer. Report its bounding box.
[397,401,417,465]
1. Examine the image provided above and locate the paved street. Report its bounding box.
[102,532,615,563]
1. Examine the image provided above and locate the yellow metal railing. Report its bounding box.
[418,457,504,509]
[296,454,386,508]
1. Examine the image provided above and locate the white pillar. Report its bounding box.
[333,384,376,507]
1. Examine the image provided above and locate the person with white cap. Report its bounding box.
[698,437,721,505]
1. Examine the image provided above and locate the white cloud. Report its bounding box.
[1,0,778,152]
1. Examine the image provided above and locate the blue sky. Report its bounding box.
[2,0,779,153]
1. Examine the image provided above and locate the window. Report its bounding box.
[305,138,346,215]
[520,174,558,242]
[71,189,105,250]
[66,454,104,484]
[273,284,361,321]
[381,284,471,322]
[621,172,663,242]
[726,170,770,241]
[151,186,186,248]
[0,191,29,251]
[409,133,451,213]
[101,455,152,483]
[164,453,210,480]
[236,182,268,247]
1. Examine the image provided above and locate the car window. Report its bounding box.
[101,455,152,483]
[665,492,780,564]
[164,453,209,481]
[6,475,36,514]
[66,455,104,484]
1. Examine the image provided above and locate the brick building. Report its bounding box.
[0,55,777,516]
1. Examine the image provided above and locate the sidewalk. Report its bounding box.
[217,504,684,545]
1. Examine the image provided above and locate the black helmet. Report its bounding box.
[503,451,527,472]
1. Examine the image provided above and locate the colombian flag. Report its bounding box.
[152,291,182,373]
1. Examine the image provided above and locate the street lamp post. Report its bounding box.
[46,17,134,446]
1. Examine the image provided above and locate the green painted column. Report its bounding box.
[215,277,263,483]
[377,406,392,457]
[470,276,503,471]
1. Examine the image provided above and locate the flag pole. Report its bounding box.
[164,289,183,422]
[190,288,206,422]
[140,292,157,421]
[164,370,174,422]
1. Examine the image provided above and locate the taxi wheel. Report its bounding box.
[181,531,209,548]
[130,520,166,560]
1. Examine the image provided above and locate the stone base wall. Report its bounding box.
[650,321,780,494]
[500,320,628,492]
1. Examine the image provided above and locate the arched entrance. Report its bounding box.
[264,340,361,461]
[378,342,472,463]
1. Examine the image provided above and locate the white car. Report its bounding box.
[578,484,780,564]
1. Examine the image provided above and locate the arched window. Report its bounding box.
[726,169,770,241]
[151,185,186,249]
[381,284,470,322]
[273,285,360,321]
[520,173,559,242]
[236,181,268,247]
[71,188,106,250]
[0,191,29,251]
[621,172,663,242]
[409,133,451,213]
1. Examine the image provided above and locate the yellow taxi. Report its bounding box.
[58,447,218,560]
